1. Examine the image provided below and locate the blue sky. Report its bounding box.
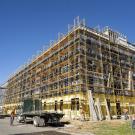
[0,0,135,85]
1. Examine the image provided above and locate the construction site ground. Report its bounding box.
[59,119,135,135]
[0,118,135,135]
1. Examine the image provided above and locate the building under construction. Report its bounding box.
[3,17,135,120]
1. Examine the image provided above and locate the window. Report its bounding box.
[60,100,63,111]
[71,98,79,110]
[55,101,57,111]
[71,98,75,110]
[44,102,46,110]
[76,98,79,110]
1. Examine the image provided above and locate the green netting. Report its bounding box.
[23,99,33,113]
[35,99,42,111]
[23,99,42,112]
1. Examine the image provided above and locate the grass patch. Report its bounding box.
[91,120,135,135]
[68,120,135,135]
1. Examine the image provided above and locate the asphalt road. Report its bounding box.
[0,118,70,135]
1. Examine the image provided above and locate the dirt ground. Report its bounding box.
[0,117,134,135]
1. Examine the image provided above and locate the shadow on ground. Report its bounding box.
[50,121,70,127]
[10,131,70,135]
[12,121,70,127]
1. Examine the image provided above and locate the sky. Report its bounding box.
[0,0,135,85]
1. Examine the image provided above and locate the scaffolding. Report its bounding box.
[3,17,135,120]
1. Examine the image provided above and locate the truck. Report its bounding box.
[17,98,64,127]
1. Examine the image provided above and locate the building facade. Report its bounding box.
[0,84,7,113]
[4,18,135,120]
